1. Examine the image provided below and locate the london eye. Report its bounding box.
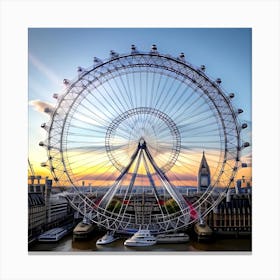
[39,44,249,233]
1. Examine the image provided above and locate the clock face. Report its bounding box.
[201,176,209,187]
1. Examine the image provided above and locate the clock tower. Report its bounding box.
[197,151,211,192]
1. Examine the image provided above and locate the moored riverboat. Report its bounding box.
[194,222,213,241]
[73,221,96,241]
[124,229,157,247]
[156,232,190,244]
[38,227,70,242]
[96,231,119,245]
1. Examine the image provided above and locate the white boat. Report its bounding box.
[38,227,69,242]
[96,231,118,245]
[124,229,157,247]
[156,232,190,244]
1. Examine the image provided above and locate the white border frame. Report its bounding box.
[1,1,279,280]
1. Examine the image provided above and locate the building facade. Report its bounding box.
[28,178,74,242]
[204,193,252,235]
[28,193,46,238]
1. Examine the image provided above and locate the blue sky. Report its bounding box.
[28,28,252,179]
[29,28,251,115]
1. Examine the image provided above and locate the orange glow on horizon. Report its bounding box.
[29,147,252,188]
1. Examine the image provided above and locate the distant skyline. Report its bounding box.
[28,28,252,184]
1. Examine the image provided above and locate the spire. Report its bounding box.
[197,151,211,192]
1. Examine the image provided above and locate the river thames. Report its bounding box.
[29,234,251,253]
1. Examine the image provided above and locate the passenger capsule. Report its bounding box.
[131,44,138,54]
[77,66,83,72]
[242,123,248,129]
[229,93,235,98]
[53,93,59,99]
[93,57,102,64]
[216,78,222,84]
[39,141,45,147]
[41,123,46,129]
[40,162,47,167]
[151,44,157,51]
[44,107,51,113]
[177,52,185,61]
[110,50,119,57]
[63,79,70,85]
[200,65,206,71]
[237,108,243,114]
[243,142,250,148]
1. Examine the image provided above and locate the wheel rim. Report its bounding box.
[42,50,242,231]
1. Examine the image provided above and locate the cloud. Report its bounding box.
[29,53,60,85]
[29,99,55,115]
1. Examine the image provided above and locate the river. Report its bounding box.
[29,233,251,253]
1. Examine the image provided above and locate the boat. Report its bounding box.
[124,229,157,247]
[96,231,118,245]
[73,220,96,241]
[194,221,213,241]
[156,232,190,244]
[38,227,69,242]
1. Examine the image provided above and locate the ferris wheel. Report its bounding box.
[39,44,249,233]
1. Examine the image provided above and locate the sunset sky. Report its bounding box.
[28,28,252,186]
